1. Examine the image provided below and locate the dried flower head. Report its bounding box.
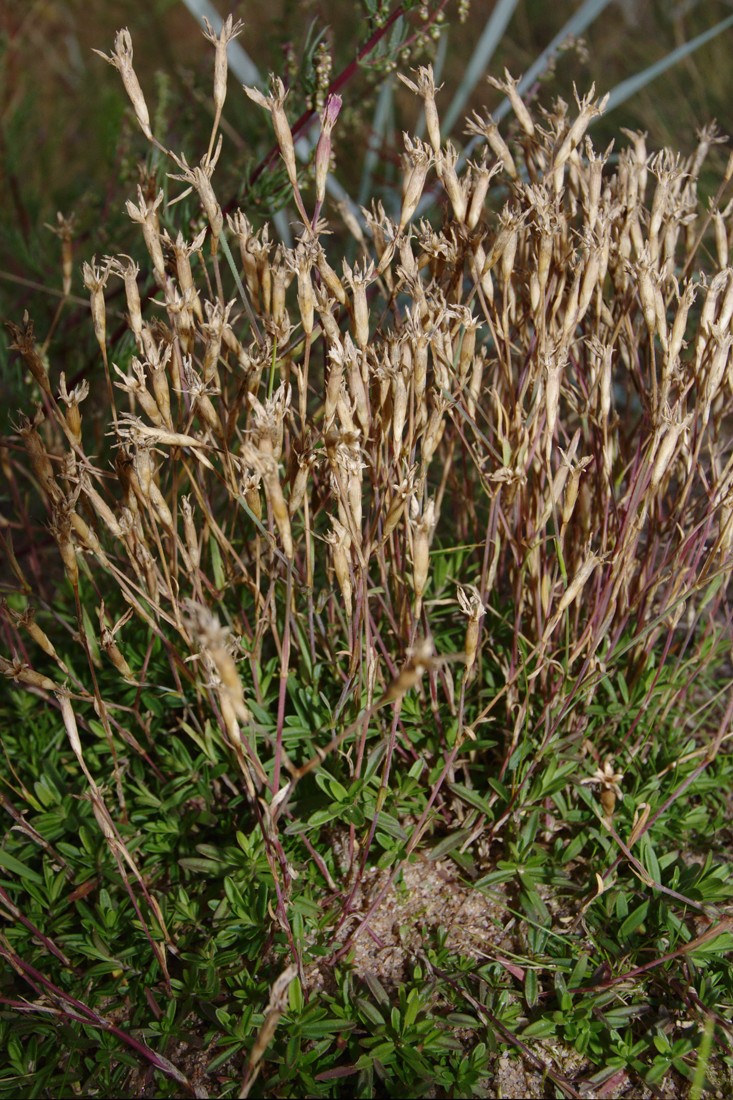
[94,29,153,142]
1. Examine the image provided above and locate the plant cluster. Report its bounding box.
[1,8,733,1097]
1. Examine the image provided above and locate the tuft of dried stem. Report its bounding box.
[7,29,733,968]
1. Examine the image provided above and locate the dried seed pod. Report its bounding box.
[245,77,299,199]
[99,604,136,682]
[343,339,370,433]
[57,374,90,446]
[379,637,435,706]
[228,211,265,306]
[6,606,63,667]
[315,248,347,305]
[560,269,581,346]
[56,690,84,759]
[242,445,293,559]
[288,452,315,517]
[713,208,729,269]
[422,398,447,466]
[668,280,696,364]
[315,287,343,347]
[546,550,601,635]
[457,584,486,677]
[0,656,56,693]
[577,244,601,323]
[562,457,593,529]
[51,507,79,589]
[398,65,442,157]
[17,412,61,504]
[438,142,467,224]
[488,70,535,138]
[270,249,294,326]
[201,299,231,383]
[130,443,154,501]
[165,230,205,313]
[342,259,374,351]
[134,542,159,602]
[650,415,689,492]
[325,344,345,424]
[6,314,52,396]
[148,349,173,428]
[94,29,153,142]
[399,135,434,231]
[110,255,144,344]
[639,261,660,340]
[45,211,76,296]
[185,601,251,724]
[289,244,315,337]
[82,477,123,540]
[341,445,364,533]
[126,187,166,284]
[702,327,733,425]
[500,226,518,287]
[392,368,408,452]
[326,516,352,620]
[147,480,174,530]
[382,475,413,542]
[113,360,164,427]
[467,153,500,231]
[466,110,517,179]
[456,310,480,385]
[534,229,550,303]
[190,381,222,436]
[101,628,135,681]
[467,350,486,421]
[201,16,244,157]
[264,464,293,558]
[69,509,105,560]
[553,85,609,175]
[543,352,565,460]
[242,470,263,522]
[180,495,201,568]
[169,141,225,252]
[411,498,435,610]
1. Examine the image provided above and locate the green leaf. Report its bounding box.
[328,777,349,802]
[487,777,509,801]
[568,954,589,989]
[521,1018,556,1039]
[524,968,538,1008]
[356,997,385,1027]
[209,535,226,590]
[687,932,733,962]
[288,974,304,1014]
[448,782,495,816]
[428,828,477,861]
[0,850,43,884]
[639,836,661,883]
[619,901,649,939]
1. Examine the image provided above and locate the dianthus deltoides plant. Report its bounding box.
[2,14,733,1096]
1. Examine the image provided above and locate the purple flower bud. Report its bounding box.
[314,94,343,207]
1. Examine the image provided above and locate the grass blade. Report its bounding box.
[441,0,519,137]
[603,14,733,113]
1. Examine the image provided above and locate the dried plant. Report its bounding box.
[2,14,733,1095]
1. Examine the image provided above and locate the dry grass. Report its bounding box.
[2,16,733,1097]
